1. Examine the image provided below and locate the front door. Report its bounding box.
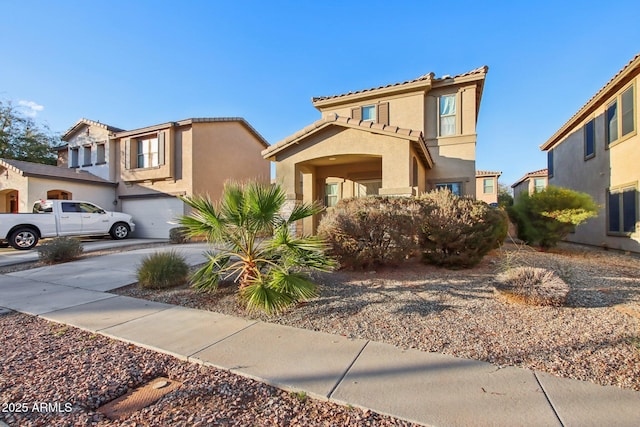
[78,202,108,234]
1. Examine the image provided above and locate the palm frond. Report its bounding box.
[285,201,324,224]
[240,281,294,315]
[189,251,231,291]
[269,269,318,301]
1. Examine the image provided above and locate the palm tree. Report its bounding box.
[179,181,334,314]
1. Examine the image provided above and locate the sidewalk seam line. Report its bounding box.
[534,371,565,427]
[187,321,260,359]
[326,340,370,400]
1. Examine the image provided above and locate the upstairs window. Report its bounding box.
[137,137,159,168]
[584,119,595,159]
[439,94,456,136]
[70,148,79,168]
[483,178,494,194]
[607,84,635,146]
[362,105,376,121]
[96,144,106,164]
[83,146,92,166]
[547,150,554,178]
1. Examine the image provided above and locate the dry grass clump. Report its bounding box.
[495,266,569,306]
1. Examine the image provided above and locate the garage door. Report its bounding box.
[121,197,185,239]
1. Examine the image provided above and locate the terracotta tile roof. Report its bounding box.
[541,52,640,150]
[262,114,433,167]
[476,170,502,177]
[0,158,116,186]
[312,66,488,104]
[511,168,548,188]
[62,118,124,141]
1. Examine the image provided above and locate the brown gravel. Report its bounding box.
[0,312,417,427]
[115,242,640,391]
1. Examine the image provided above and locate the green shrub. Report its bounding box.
[495,266,569,306]
[37,237,83,264]
[507,186,599,249]
[169,227,189,244]
[137,250,189,289]
[317,196,426,269]
[419,189,508,268]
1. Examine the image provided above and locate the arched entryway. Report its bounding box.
[0,189,19,213]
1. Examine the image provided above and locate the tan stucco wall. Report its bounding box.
[319,92,426,132]
[548,76,639,252]
[191,121,270,200]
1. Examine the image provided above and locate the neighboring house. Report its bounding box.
[113,118,269,238]
[263,66,489,234]
[7,117,270,239]
[475,170,501,204]
[540,52,639,253]
[511,168,548,200]
[0,158,117,213]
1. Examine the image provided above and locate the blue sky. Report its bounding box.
[2,0,639,188]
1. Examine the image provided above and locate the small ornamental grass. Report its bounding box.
[137,250,189,289]
[495,266,569,306]
[37,237,83,264]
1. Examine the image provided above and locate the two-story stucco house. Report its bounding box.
[262,66,489,234]
[541,53,639,253]
[511,168,548,200]
[1,117,270,239]
[475,170,501,205]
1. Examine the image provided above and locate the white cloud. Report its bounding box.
[18,100,44,117]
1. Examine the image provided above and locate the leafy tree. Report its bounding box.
[507,186,599,249]
[0,100,59,165]
[179,181,335,314]
[497,183,514,207]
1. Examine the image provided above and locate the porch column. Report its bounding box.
[299,165,317,235]
[380,142,414,196]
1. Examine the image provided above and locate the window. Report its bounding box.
[608,186,637,235]
[96,144,106,164]
[325,183,339,207]
[83,146,92,166]
[436,182,462,196]
[137,137,159,168]
[547,150,554,178]
[355,179,382,197]
[584,119,595,159]
[412,157,419,187]
[483,178,494,194]
[534,178,546,193]
[362,105,376,121]
[607,85,635,146]
[439,94,456,136]
[70,148,79,168]
[621,86,635,137]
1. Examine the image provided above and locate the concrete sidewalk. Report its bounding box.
[1,243,639,426]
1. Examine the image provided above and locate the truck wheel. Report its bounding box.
[9,227,39,250]
[110,223,130,240]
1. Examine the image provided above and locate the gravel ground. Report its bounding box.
[0,312,417,427]
[115,242,640,391]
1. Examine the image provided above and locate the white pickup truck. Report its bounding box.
[0,200,136,250]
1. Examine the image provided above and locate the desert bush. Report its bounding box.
[419,189,508,268]
[495,266,569,306]
[137,250,189,289]
[317,196,426,269]
[507,186,599,249]
[37,237,83,264]
[169,227,189,244]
